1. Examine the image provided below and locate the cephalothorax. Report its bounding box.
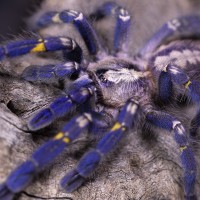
[0,2,199,200]
[87,58,153,108]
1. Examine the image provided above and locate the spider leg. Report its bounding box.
[89,2,131,53]
[158,64,200,136]
[0,37,82,62]
[146,110,197,200]
[21,61,81,83]
[166,64,200,102]
[28,84,95,130]
[61,99,139,192]
[139,15,200,57]
[0,113,92,199]
[37,10,102,55]
[158,69,173,103]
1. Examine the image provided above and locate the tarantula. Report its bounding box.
[0,1,199,199]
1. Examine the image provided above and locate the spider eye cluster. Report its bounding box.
[95,68,113,86]
[99,74,108,83]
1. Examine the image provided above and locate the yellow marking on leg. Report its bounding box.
[63,137,70,143]
[54,132,64,140]
[180,146,187,152]
[31,41,46,52]
[111,122,121,131]
[184,80,191,89]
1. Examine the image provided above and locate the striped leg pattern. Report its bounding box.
[89,2,131,53]
[37,10,101,55]
[0,113,92,200]
[146,110,197,200]
[139,15,200,57]
[61,99,139,192]
[29,84,95,130]
[158,63,200,136]
[0,37,82,61]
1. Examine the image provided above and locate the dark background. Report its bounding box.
[0,0,43,41]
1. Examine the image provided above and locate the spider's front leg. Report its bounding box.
[28,83,94,130]
[61,99,139,192]
[146,110,197,200]
[89,2,131,54]
[21,61,81,83]
[158,64,200,137]
[139,15,200,57]
[0,112,93,200]
[37,9,102,55]
[0,36,82,61]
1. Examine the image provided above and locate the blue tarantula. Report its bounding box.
[0,2,199,200]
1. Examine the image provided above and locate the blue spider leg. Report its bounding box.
[166,64,200,102]
[146,110,197,200]
[139,15,200,57]
[28,84,95,131]
[89,2,131,53]
[37,10,102,55]
[164,64,200,137]
[0,37,82,61]
[0,113,92,199]
[158,69,173,103]
[61,99,139,192]
[21,61,81,83]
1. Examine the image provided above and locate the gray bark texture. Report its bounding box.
[0,0,200,199]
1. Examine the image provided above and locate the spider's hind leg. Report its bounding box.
[146,110,197,199]
[89,2,131,54]
[139,15,200,57]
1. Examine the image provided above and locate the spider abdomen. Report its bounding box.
[150,40,200,73]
